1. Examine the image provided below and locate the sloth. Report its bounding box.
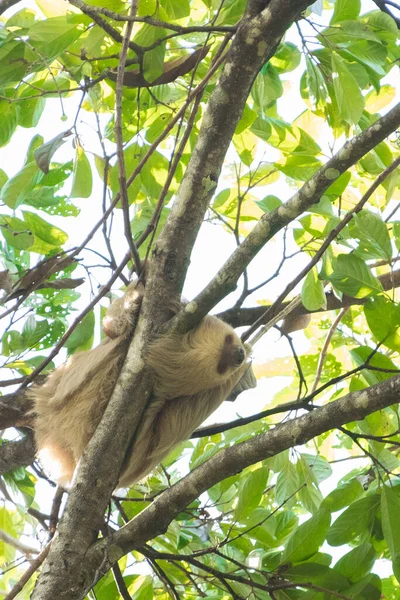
[31,279,254,488]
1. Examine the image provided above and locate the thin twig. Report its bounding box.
[242,155,400,343]
[114,0,142,275]
[4,542,51,600]
[311,307,349,393]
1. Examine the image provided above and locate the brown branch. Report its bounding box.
[67,0,143,57]
[311,307,348,393]
[30,3,316,599]
[4,542,51,600]
[0,432,35,476]
[0,528,39,555]
[219,266,400,328]
[145,0,315,322]
[242,154,400,341]
[0,0,21,15]
[114,0,141,275]
[67,0,237,33]
[174,102,400,334]
[81,371,400,585]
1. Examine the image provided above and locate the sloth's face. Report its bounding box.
[217,333,247,375]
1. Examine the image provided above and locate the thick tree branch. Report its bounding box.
[145,0,315,315]
[30,3,315,598]
[0,0,21,15]
[80,373,400,587]
[174,101,400,332]
[2,266,399,435]
[0,432,35,475]
[0,387,35,429]
[220,267,400,328]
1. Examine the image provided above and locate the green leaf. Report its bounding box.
[270,42,301,73]
[22,317,49,347]
[381,486,400,583]
[366,10,398,36]
[234,466,269,520]
[160,0,190,19]
[350,210,392,261]
[285,563,349,591]
[235,104,257,135]
[24,134,44,165]
[0,161,41,209]
[128,574,154,599]
[0,100,18,147]
[275,462,300,506]
[276,154,321,181]
[6,7,36,28]
[281,508,330,564]
[64,311,95,351]
[17,87,46,128]
[335,543,376,582]
[23,211,68,248]
[366,85,396,112]
[321,478,364,512]
[34,131,71,174]
[327,254,383,298]
[0,168,8,193]
[326,494,380,546]
[28,15,85,61]
[212,189,231,209]
[332,53,364,125]
[255,195,282,213]
[0,40,29,86]
[301,56,328,107]
[342,573,381,600]
[364,296,400,351]
[133,23,166,82]
[0,215,34,250]
[322,20,380,44]
[252,64,283,108]
[70,146,93,198]
[331,0,361,23]
[301,453,332,483]
[344,40,387,77]
[265,450,289,472]
[350,346,399,385]
[301,267,327,311]
[324,171,351,199]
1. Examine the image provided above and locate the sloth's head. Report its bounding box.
[217,333,247,375]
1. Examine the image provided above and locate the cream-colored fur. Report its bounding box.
[31,281,251,487]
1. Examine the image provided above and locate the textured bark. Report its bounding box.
[220,267,400,327]
[80,373,400,585]
[174,101,400,331]
[0,433,35,475]
[0,0,21,16]
[31,3,316,598]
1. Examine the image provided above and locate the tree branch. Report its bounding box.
[0,0,21,15]
[219,267,400,328]
[0,432,35,476]
[173,101,400,333]
[30,3,316,598]
[145,0,315,315]
[81,372,400,586]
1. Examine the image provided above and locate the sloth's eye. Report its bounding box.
[234,346,245,366]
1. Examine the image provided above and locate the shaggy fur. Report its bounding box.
[31,281,252,488]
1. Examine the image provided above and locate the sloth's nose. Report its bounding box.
[234,346,246,365]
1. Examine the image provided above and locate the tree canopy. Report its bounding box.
[1,0,400,598]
